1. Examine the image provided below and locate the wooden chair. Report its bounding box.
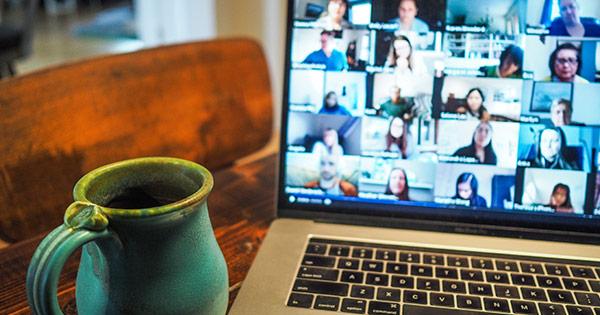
[0,38,273,243]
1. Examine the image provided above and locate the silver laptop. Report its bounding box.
[230,0,600,314]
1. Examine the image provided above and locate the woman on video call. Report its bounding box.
[532,127,578,170]
[316,0,350,31]
[457,88,490,121]
[453,173,487,208]
[385,35,427,96]
[385,168,410,201]
[549,0,600,38]
[319,91,351,116]
[453,121,497,165]
[385,116,413,159]
[546,183,575,213]
[546,43,588,83]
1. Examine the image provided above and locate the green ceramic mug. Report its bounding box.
[26,157,229,315]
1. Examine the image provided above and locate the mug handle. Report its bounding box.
[26,201,113,315]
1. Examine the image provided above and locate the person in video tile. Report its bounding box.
[303,30,348,71]
[377,86,414,119]
[304,154,358,196]
[453,121,497,165]
[385,35,427,94]
[546,183,575,213]
[312,128,344,158]
[385,116,413,159]
[480,45,524,79]
[532,127,577,170]
[316,0,350,31]
[319,91,351,116]
[453,173,487,208]
[549,0,600,38]
[389,0,430,34]
[385,168,410,201]
[456,88,490,121]
[550,99,574,127]
[545,43,588,83]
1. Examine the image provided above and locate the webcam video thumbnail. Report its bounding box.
[293,0,373,30]
[526,0,600,37]
[516,168,588,214]
[445,0,527,34]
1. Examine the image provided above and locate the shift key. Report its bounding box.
[293,279,349,296]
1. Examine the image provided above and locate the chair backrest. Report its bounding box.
[0,38,273,242]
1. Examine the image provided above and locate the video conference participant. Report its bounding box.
[385,35,427,95]
[550,99,576,127]
[545,43,588,83]
[480,45,524,79]
[303,30,348,71]
[376,86,414,119]
[384,167,410,201]
[319,91,351,116]
[389,0,430,34]
[385,116,414,159]
[549,0,600,38]
[453,121,497,165]
[531,127,578,170]
[546,183,575,213]
[304,154,358,196]
[316,0,350,31]
[453,173,488,208]
[312,128,344,158]
[456,88,490,121]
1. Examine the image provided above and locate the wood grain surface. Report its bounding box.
[0,38,273,242]
[0,154,277,314]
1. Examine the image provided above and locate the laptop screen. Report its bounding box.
[280,0,600,231]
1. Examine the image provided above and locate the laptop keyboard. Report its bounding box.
[286,238,600,314]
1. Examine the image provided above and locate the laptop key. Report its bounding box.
[416,278,440,291]
[456,295,482,310]
[564,278,590,291]
[314,295,340,312]
[368,301,400,315]
[302,255,336,268]
[546,264,571,277]
[571,267,596,279]
[391,275,414,289]
[293,279,349,296]
[522,287,548,301]
[306,243,327,255]
[483,298,510,313]
[513,273,537,286]
[538,276,564,289]
[430,293,455,307]
[539,303,567,315]
[591,281,600,293]
[411,265,433,277]
[521,262,545,274]
[339,258,360,270]
[461,269,484,282]
[496,260,519,272]
[399,252,421,263]
[443,280,467,293]
[423,254,444,266]
[485,271,510,284]
[287,293,314,309]
[471,258,493,270]
[436,267,459,279]
[341,271,364,284]
[351,285,375,299]
[566,305,594,315]
[366,273,389,286]
[494,285,520,299]
[352,248,373,259]
[468,283,493,296]
[548,289,576,304]
[403,290,428,305]
[447,256,469,268]
[376,249,397,261]
[341,298,367,314]
[329,246,350,257]
[403,304,508,314]
[575,292,600,306]
[377,288,401,302]
[386,262,408,275]
[511,300,537,314]
[362,260,384,272]
[298,267,339,281]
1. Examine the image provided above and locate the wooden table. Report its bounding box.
[0,154,277,314]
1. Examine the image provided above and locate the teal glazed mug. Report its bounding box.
[26,157,229,315]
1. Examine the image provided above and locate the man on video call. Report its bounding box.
[302,30,348,71]
[389,0,430,34]
[304,154,357,197]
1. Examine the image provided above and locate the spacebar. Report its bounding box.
[403,305,504,315]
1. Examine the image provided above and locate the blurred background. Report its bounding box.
[0,0,286,150]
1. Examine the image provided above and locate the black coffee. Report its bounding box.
[106,186,184,209]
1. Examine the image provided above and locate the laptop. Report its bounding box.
[230,0,600,314]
